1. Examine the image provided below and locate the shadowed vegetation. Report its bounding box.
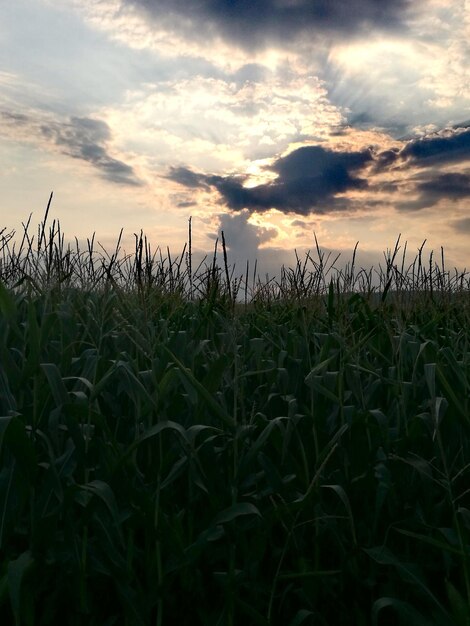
[1,194,470,625]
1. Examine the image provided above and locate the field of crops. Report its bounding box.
[1,201,470,624]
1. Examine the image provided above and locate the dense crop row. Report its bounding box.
[1,203,470,624]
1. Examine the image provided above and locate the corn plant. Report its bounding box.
[0,197,470,624]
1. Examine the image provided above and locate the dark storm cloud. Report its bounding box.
[417,173,470,199]
[374,148,400,170]
[401,172,470,210]
[374,126,470,209]
[170,122,470,216]
[401,128,470,165]
[40,117,142,186]
[167,166,211,189]
[217,211,277,252]
[377,127,470,170]
[272,145,371,182]
[168,145,372,215]
[126,0,412,49]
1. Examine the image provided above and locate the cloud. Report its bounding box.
[124,0,412,50]
[371,125,470,210]
[291,219,308,228]
[168,121,470,218]
[400,126,470,166]
[166,166,211,189]
[401,172,470,210]
[324,21,470,137]
[375,126,470,170]
[417,172,470,199]
[169,144,373,215]
[213,211,280,291]
[0,110,142,187]
[40,117,142,186]
[117,71,343,169]
[0,110,29,125]
[231,63,271,86]
[452,217,470,235]
[217,210,277,250]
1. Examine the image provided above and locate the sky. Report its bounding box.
[1,0,469,283]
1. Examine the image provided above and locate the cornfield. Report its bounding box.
[1,195,470,625]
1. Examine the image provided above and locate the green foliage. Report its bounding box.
[0,207,470,624]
